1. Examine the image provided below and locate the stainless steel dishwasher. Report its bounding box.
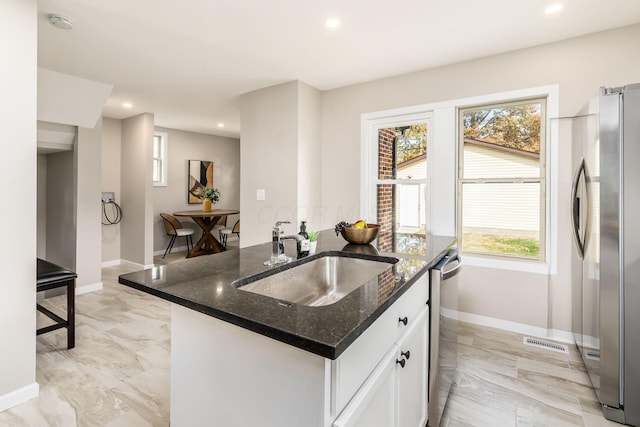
[428,249,462,427]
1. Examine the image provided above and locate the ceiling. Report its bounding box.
[37,0,640,138]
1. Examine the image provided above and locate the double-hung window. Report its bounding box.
[153,132,168,186]
[458,99,546,260]
[375,120,430,256]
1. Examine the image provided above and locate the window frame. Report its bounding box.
[457,98,547,262]
[361,84,559,274]
[153,131,168,187]
[360,112,433,228]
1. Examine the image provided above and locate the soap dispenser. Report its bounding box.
[297,221,310,258]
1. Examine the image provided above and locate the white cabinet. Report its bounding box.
[333,305,429,427]
[170,273,430,427]
[332,348,398,427]
[396,306,428,427]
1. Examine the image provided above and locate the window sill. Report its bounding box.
[461,255,550,275]
[153,182,167,187]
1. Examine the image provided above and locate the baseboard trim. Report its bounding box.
[0,382,39,413]
[101,259,121,268]
[441,308,574,344]
[120,259,153,270]
[76,282,103,295]
[153,245,189,257]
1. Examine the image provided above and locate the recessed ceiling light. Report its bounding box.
[217,123,225,128]
[122,102,133,109]
[325,18,341,28]
[544,3,564,14]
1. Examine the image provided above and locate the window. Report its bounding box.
[458,99,546,260]
[153,132,167,186]
[375,119,431,258]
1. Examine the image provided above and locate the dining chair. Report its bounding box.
[212,215,227,236]
[219,219,240,248]
[160,213,195,258]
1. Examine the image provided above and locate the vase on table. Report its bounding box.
[202,199,212,212]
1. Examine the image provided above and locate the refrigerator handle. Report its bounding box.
[571,158,586,259]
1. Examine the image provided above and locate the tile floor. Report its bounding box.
[0,247,621,426]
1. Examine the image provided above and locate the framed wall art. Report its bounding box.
[188,160,214,204]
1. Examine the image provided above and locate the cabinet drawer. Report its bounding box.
[393,273,428,344]
[333,274,429,415]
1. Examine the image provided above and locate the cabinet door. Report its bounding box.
[396,306,428,427]
[333,346,398,427]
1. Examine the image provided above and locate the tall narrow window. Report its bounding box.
[153,132,168,186]
[376,121,430,258]
[458,99,546,260]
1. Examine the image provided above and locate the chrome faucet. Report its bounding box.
[265,221,302,266]
[271,221,289,261]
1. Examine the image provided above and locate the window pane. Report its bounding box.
[153,135,161,158]
[378,124,428,180]
[463,103,541,179]
[376,183,427,255]
[153,159,160,182]
[461,181,540,258]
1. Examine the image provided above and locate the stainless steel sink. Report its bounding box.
[234,255,396,307]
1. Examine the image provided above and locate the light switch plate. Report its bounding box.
[256,189,266,201]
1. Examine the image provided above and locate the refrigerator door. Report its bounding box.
[622,84,640,426]
[598,88,621,410]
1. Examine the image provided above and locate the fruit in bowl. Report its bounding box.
[335,221,380,245]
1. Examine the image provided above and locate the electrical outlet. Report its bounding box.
[102,192,115,203]
[256,189,265,201]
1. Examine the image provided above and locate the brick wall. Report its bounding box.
[377,128,396,252]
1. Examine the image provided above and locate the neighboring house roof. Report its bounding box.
[397,153,426,170]
[464,137,539,159]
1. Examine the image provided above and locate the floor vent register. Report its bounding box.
[523,337,569,354]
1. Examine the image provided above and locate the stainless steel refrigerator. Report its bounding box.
[569,83,640,426]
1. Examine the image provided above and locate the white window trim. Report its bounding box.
[153,131,168,187]
[361,84,559,275]
[360,112,432,226]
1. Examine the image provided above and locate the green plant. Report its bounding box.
[199,186,221,203]
[308,230,319,242]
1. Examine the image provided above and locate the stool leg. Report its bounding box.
[67,280,75,349]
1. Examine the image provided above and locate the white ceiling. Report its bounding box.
[37,0,640,138]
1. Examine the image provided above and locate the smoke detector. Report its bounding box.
[49,14,73,30]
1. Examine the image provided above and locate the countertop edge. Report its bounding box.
[118,234,456,360]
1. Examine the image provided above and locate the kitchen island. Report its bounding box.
[119,229,455,427]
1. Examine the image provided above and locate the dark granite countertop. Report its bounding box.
[118,229,455,359]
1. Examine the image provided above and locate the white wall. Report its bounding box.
[297,82,323,230]
[0,0,38,412]
[240,81,299,247]
[101,118,122,263]
[320,24,640,334]
[120,113,154,267]
[153,127,240,252]
[75,124,103,290]
[37,155,47,259]
[45,151,76,270]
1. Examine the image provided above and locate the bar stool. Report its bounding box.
[36,258,77,349]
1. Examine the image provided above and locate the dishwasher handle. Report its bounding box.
[440,254,462,281]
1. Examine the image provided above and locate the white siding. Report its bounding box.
[463,145,541,234]
[397,159,427,179]
[462,182,540,233]
[464,144,539,179]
